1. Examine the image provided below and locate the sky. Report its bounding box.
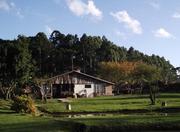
[0,0,180,67]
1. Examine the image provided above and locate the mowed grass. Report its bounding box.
[0,100,81,132]
[38,93,180,113]
[68,113,180,131]
[1,93,180,132]
[0,114,73,132]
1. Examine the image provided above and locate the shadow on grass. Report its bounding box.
[156,107,180,113]
[0,118,86,132]
[73,117,180,132]
[1,116,179,132]
[0,111,16,114]
[158,94,180,99]
[38,105,180,116]
[85,123,180,132]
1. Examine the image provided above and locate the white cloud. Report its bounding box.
[149,2,160,9]
[0,0,10,11]
[110,10,142,34]
[0,0,24,18]
[66,0,86,16]
[87,1,102,19]
[12,3,24,19]
[172,12,180,19]
[154,28,174,39]
[45,25,53,35]
[66,0,102,20]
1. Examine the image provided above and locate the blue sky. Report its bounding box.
[0,0,180,67]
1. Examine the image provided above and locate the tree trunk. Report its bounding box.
[5,92,9,100]
[0,87,13,100]
[150,86,156,105]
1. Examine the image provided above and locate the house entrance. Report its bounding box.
[52,84,74,98]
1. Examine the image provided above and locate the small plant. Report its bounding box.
[11,95,36,114]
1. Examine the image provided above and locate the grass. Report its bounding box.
[37,93,180,113]
[0,114,69,132]
[38,95,151,113]
[75,113,180,126]
[69,113,180,131]
[1,93,180,131]
[0,99,81,132]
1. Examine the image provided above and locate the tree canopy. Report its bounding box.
[0,30,177,98]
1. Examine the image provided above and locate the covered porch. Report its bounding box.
[52,84,74,98]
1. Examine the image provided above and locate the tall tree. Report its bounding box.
[15,35,34,87]
[80,34,102,73]
[29,32,52,77]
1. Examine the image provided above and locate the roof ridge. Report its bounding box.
[73,71,115,85]
[45,70,115,85]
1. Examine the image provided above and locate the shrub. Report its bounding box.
[11,95,36,114]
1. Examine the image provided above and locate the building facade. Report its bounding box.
[42,70,114,98]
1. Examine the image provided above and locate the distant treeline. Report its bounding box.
[0,30,177,89]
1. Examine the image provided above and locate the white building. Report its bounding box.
[43,70,114,98]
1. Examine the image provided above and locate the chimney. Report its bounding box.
[74,68,81,72]
[76,69,81,73]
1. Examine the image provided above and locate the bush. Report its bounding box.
[11,95,36,114]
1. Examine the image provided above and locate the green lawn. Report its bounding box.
[1,93,180,132]
[68,113,180,131]
[0,114,70,132]
[38,93,180,113]
[0,99,76,132]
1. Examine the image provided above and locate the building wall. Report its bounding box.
[94,84,105,96]
[74,84,113,97]
[105,85,113,95]
[74,84,94,97]
[47,72,114,98]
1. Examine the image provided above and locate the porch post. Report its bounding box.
[51,84,53,98]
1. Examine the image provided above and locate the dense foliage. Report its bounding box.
[0,30,177,98]
[98,61,162,84]
[11,95,36,114]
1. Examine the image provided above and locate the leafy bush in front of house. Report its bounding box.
[11,95,36,114]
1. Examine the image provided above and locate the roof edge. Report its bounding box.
[46,70,115,85]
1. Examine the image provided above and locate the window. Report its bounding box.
[85,85,91,88]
